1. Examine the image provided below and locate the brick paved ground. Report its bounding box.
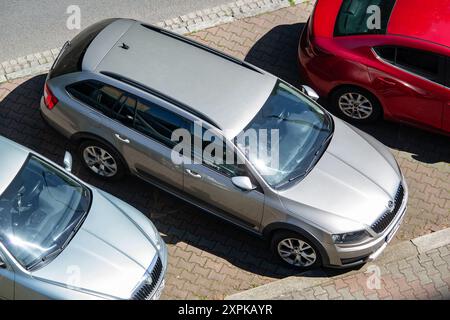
[272,244,450,300]
[0,2,449,300]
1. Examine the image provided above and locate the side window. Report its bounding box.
[374,46,447,86]
[395,47,442,83]
[202,142,247,178]
[67,81,125,116]
[114,95,137,126]
[190,128,248,178]
[134,99,190,147]
[373,46,395,63]
[447,58,450,87]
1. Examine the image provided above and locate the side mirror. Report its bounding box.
[301,85,320,101]
[232,176,257,192]
[63,151,73,173]
[0,259,6,269]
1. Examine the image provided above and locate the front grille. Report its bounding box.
[132,257,163,300]
[371,184,405,234]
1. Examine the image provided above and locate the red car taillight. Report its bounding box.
[44,83,58,110]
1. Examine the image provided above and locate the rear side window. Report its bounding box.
[334,0,396,36]
[49,19,117,80]
[374,46,447,86]
[67,80,125,116]
[447,58,450,87]
[135,99,191,147]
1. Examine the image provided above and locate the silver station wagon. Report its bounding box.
[40,18,408,269]
[0,136,167,300]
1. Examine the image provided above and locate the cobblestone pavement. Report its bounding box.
[274,244,450,300]
[0,2,449,300]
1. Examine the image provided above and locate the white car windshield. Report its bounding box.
[238,81,334,189]
[0,156,91,270]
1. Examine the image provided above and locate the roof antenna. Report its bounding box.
[120,43,130,50]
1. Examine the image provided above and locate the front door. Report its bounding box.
[111,96,191,191]
[183,139,264,230]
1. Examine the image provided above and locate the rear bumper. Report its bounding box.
[323,180,409,269]
[40,97,73,138]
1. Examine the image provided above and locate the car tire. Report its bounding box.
[330,87,382,123]
[78,140,126,181]
[271,230,322,270]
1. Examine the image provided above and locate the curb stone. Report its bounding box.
[0,0,313,84]
[225,227,450,300]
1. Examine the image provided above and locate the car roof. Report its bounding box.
[387,0,450,48]
[0,136,30,196]
[83,19,277,139]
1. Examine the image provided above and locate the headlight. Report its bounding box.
[332,230,371,244]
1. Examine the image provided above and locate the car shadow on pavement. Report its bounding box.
[245,23,450,164]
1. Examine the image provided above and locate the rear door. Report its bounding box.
[370,46,447,130]
[66,80,127,145]
[111,96,190,191]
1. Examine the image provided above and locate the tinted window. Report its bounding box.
[447,58,450,87]
[49,19,117,79]
[135,99,191,147]
[373,46,395,63]
[335,0,396,36]
[194,135,247,178]
[67,81,125,116]
[115,96,137,126]
[374,46,447,86]
[396,47,442,82]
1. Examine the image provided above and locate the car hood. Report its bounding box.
[278,117,402,228]
[32,189,157,300]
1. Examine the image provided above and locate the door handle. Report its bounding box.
[115,134,130,144]
[185,169,202,179]
[377,77,397,86]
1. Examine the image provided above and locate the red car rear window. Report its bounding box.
[334,0,396,37]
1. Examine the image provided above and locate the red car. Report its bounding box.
[299,0,450,135]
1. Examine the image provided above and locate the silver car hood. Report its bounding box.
[32,189,157,300]
[279,117,402,227]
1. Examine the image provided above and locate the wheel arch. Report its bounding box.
[70,132,130,174]
[262,222,330,266]
[328,84,384,117]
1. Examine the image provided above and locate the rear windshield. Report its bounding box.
[49,19,118,79]
[334,0,396,36]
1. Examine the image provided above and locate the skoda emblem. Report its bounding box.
[388,201,394,210]
[146,277,153,286]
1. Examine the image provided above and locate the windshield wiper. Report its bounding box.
[60,210,88,250]
[27,247,63,271]
[278,132,334,188]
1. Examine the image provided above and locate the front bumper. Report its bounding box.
[324,181,409,268]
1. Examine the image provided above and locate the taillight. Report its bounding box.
[44,83,58,110]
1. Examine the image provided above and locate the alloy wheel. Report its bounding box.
[338,92,373,120]
[82,146,118,178]
[277,238,317,267]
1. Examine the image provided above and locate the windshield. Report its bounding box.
[237,81,333,189]
[0,156,91,270]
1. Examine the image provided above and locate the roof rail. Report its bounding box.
[141,23,264,75]
[100,71,221,129]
